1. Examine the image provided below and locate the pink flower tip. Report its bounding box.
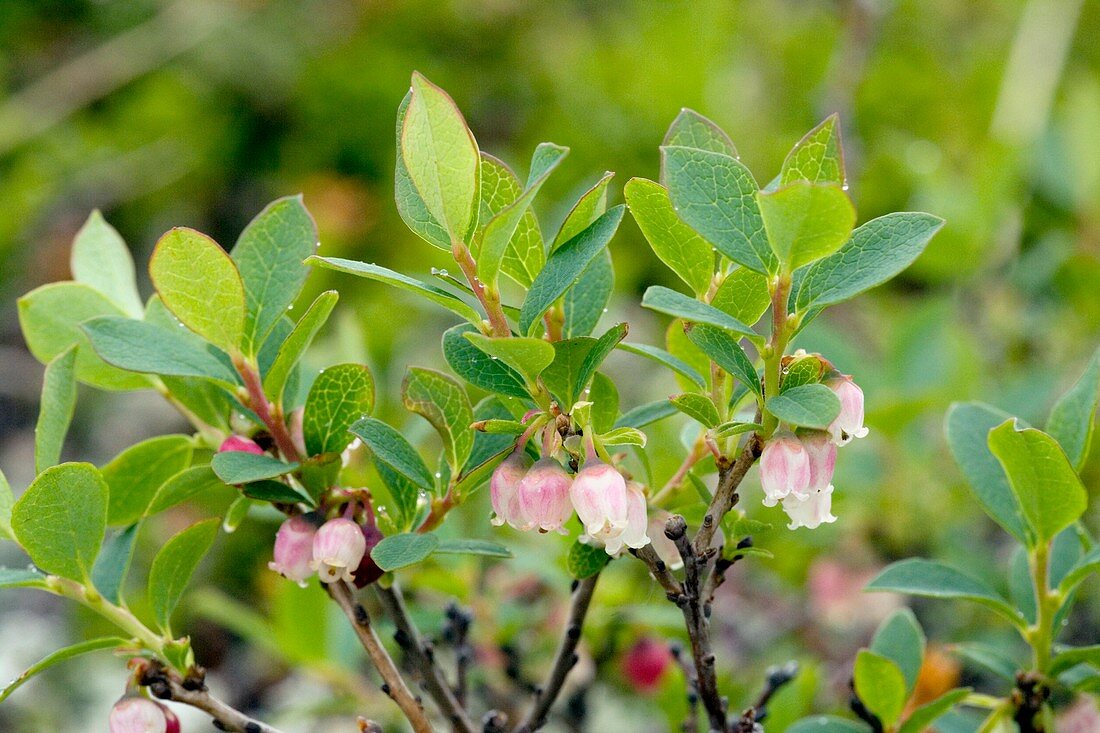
[268,515,318,586]
[311,517,367,584]
[218,435,264,455]
[108,696,177,733]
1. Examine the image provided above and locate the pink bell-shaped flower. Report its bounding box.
[826,376,869,445]
[570,457,629,547]
[759,432,811,507]
[268,515,318,586]
[311,518,367,584]
[781,484,838,530]
[517,458,573,533]
[218,435,264,455]
[108,696,178,733]
[490,451,532,529]
[603,481,650,555]
[802,431,837,492]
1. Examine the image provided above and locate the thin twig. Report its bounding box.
[234,358,301,462]
[670,642,699,733]
[514,574,601,733]
[630,544,684,598]
[443,601,474,708]
[328,581,434,733]
[138,659,283,733]
[375,583,477,733]
[692,437,761,555]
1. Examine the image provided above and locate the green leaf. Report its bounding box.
[661,145,775,274]
[870,608,925,694]
[1050,645,1100,675]
[351,418,436,493]
[661,108,736,160]
[149,228,246,354]
[951,643,1020,681]
[853,649,908,726]
[642,286,756,339]
[147,466,232,517]
[616,400,679,429]
[626,177,713,296]
[988,420,1087,544]
[222,496,253,532]
[617,342,707,389]
[0,567,48,590]
[552,172,613,251]
[780,115,845,186]
[520,206,625,334]
[211,452,299,484]
[562,249,614,338]
[866,558,1023,626]
[1059,544,1100,595]
[34,346,77,474]
[0,637,128,704]
[148,518,219,631]
[102,435,194,525]
[0,468,13,541]
[714,421,763,439]
[944,403,1029,543]
[403,367,474,474]
[478,143,567,288]
[434,538,512,558]
[230,196,318,353]
[1046,346,1100,470]
[12,463,107,582]
[464,333,555,386]
[684,323,762,397]
[401,72,480,241]
[786,717,870,733]
[239,479,314,506]
[542,337,598,407]
[263,290,338,405]
[307,257,481,324]
[710,267,771,326]
[17,282,150,391]
[394,90,450,250]
[898,688,970,733]
[795,213,945,309]
[671,393,721,428]
[589,372,619,433]
[442,324,529,398]
[568,540,611,579]
[91,524,137,604]
[371,532,440,571]
[766,383,840,429]
[70,211,143,317]
[598,426,646,447]
[83,316,240,387]
[476,154,545,287]
[757,182,855,272]
[577,323,628,397]
[781,355,826,392]
[303,363,375,456]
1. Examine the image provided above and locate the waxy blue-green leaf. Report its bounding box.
[988,420,1087,544]
[853,650,907,726]
[70,211,143,317]
[684,323,761,397]
[18,282,151,391]
[442,324,528,398]
[371,532,440,572]
[91,524,137,605]
[944,402,1029,543]
[0,637,129,704]
[12,463,107,582]
[307,257,482,325]
[562,249,614,338]
[626,177,714,295]
[464,333,555,386]
[434,538,512,558]
[403,367,474,474]
[401,72,480,241]
[476,154,545,287]
[1046,346,1100,470]
[150,228,246,354]
[394,89,450,249]
[303,363,375,456]
[1050,645,1100,676]
[641,286,756,338]
[781,115,845,186]
[34,347,77,474]
[520,206,625,334]
[1059,545,1100,595]
[661,109,736,159]
[240,480,315,506]
[617,342,707,389]
[350,418,436,493]
[551,172,613,251]
[0,567,48,590]
[0,469,13,541]
[149,518,219,630]
[82,316,240,387]
[211,452,299,485]
[795,213,945,309]
[231,196,319,354]
[870,608,925,694]
[866,558,1024,627]
[711,267,770,326]
[615,400,679,430]
[766,383,840,429]
[661,145,775,273]
[670,393,721,428]
[102,435,195,525]
[757,181,855,272]
[263,290,338,405]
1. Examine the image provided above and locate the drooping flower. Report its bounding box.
[311,518,367,584]
[570,457,629,549]
[826,376,869,445]
[759,432,811,507]
[108,696,178,733]
[781,484,837,530]
[603,481,650,555]
[490,451,532,529]
[621,637,672,694]
[218,435,264,455]
[801,430,837,492]
[516,458,573,533]
[268,514,318,586]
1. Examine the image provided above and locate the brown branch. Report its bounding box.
[513,574,601,733]
[443,601,474,708]
[630,543,683,598]
[137,659,283,733]
[328,581,434,733]
[375,583,477,733]
[692,436,761,555]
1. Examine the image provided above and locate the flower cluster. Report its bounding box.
[108,695,179,733]
[759,375,867,529]
[491,439,650,556]
[268,514,376,587]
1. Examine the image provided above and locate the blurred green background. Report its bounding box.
[0,1,1097,731]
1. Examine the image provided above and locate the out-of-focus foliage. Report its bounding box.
[0,1,1097,732]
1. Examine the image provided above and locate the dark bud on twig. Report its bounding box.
[357,718,383,733]
[481,711,509,733]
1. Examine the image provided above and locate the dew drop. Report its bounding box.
[434,472,442,478]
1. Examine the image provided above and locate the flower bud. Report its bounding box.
[311,518,367,584]
[801,431,837,492]
[268,515,318,586]
[353,520,385,588]
[759,432,811,507]
[218,435,264,455]
[516,459,573,533]
[490,452,532,529]
[621,637,672,694]
[108,696,177,733]
[781,484,837,530]
[826,376,869,445]
[570,459,629,549]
